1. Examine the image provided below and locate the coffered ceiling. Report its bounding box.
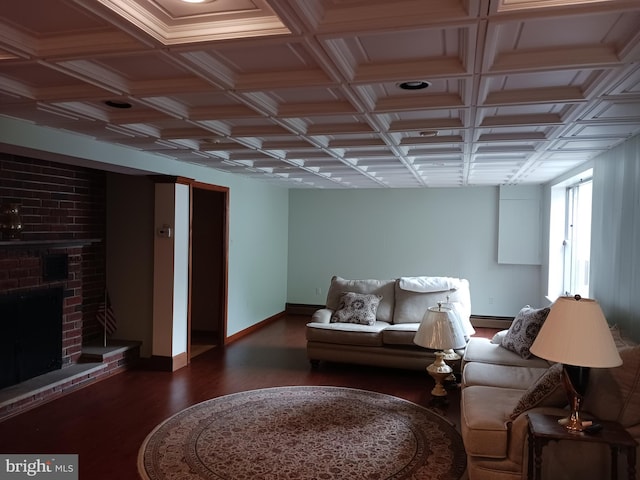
[0,0,639,188]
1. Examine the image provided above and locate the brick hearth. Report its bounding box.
[0,341,140,422]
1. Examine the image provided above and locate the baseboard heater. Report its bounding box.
[469,315,513,329]
[285,303,325,316]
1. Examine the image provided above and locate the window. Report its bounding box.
[548,169,593,299]
[563,178,592,297]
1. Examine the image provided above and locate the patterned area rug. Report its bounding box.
[138,386,467,480]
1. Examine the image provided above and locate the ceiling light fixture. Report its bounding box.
[419,130,438,137]
[104,100,132,109]
[398,81,431,90]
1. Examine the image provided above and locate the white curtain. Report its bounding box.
[591,134,640,340]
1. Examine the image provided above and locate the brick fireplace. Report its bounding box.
[0,153,107,342]
[0,153,138,420]
[1,244,93,386]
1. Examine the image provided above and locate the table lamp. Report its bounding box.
[439,295,472,364]
[530,295,622,433]
[414,303,467,397]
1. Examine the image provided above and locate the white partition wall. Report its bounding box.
[172,183,190,361]
[152,181,190,370]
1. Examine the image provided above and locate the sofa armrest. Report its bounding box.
[507,406,571,466]
[311,308,333,324]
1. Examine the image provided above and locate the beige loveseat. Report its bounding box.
[306,275,473,370]
[461,321,640,480]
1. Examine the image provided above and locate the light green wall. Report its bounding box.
[591,135,640,340]
[11,116,636,337]
[0,116,289,350]
[540,135,640,341]
[226,179,289,336]
[287,187,543,317]
[106,174,289,342]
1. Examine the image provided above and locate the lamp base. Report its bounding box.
[559,413,588,433]
[441,349,460,383]
[561,364,590,433]
[441,348,460,361]
[427,352,452,397]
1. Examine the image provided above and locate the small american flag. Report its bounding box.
[97,291,117,336]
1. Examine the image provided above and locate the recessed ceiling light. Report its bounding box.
[419,130,438,137]
[397,81,431,90]
[104,100,132,109]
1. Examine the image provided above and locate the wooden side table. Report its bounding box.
[527,412,637,480]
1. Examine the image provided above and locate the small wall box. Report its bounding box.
[43,253,69,281]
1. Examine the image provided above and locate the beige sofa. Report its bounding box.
[460,327,640,480]
[306,275,473,370]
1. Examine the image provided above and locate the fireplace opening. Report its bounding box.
[0,287,64,389]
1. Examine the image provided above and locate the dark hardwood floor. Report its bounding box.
[0,315,497,480]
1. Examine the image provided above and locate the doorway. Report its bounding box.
[189,184,228,360]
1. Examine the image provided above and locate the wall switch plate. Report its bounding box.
[158,224,172,238]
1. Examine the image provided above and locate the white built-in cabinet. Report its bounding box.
[498,185,542,265]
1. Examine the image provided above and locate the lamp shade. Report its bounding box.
[441,296,475,338]
[530,296,622,368]
[414,306,467,350]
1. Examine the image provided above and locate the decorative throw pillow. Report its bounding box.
[501,305,550,359]
[509,363,566,420]
[491,330,508,345]
[330,292,382,326]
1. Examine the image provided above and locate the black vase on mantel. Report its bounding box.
[0,203,23,241]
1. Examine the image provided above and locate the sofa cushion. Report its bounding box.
[584,344,640,428]
[463,337,551,368]
[461,385,524,458]
[509,362,566,420]
[305,321,389,347]
[501,306,550,359]
[330,292,382,326]
[392,277,472,328]
[325,276,395,323]
[381,323,420,346]
[393,279,456,324]
[393,285,443,324]
[462,362,548,390]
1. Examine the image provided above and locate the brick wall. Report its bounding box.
[0,153,107,364]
